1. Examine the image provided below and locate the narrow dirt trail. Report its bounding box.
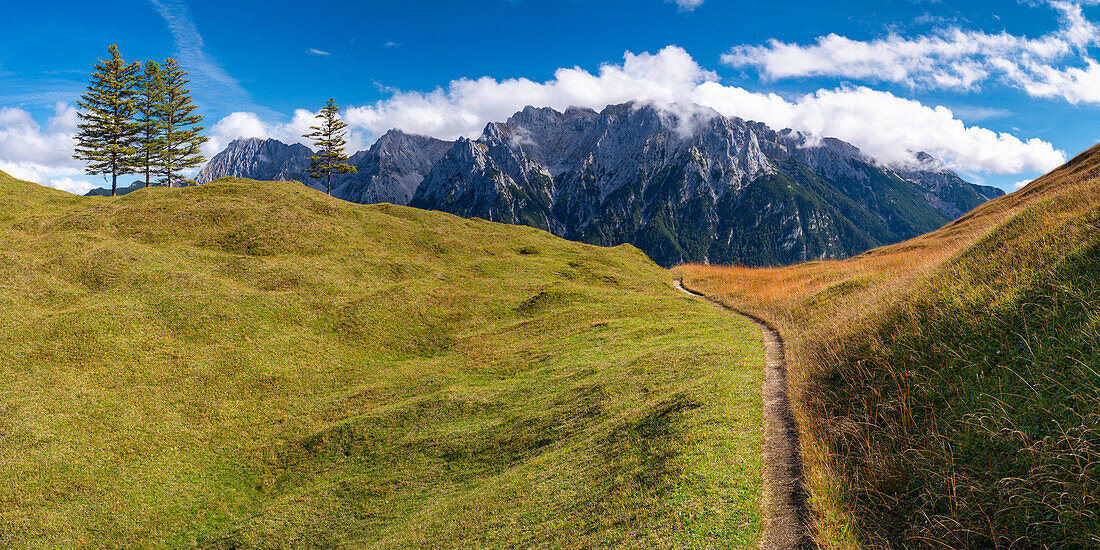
[675,279,812,550]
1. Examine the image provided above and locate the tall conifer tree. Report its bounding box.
[303,98,356,195]
[135,60,166,188]
[158,58,207,187]
[74,45,140,196]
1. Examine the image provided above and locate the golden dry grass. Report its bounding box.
[681,143,1100,327]
[677,143,1100,548]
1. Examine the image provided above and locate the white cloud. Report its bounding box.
[341,46,717,140]
[668,0,706,11]
[1014,178,1035,189]
[0,161,93,194]
[0,102,80,168]
[294,45,1061,175]
[45,176,97,195]
[693,84,1065,174]
[946,105,1012,121]
[202,108,369,159]
[721,1,1100,104]
[211,111,269,139]
[0,102,98,194]
[3,44,1065,193]
[205,110,302,157]
[307,48,330,56]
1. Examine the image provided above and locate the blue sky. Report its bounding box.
[3,0,1100,193]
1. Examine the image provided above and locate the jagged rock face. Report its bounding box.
[892,152,1005,218]
[331,130,452,205]
[196,138,318,190]
[196,132,452,205]
[198,102,1004,267]
[410,102,1003,266]
[409,128,556,231]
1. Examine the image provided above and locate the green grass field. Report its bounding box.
[0,171,766,549]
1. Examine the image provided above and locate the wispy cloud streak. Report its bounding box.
[668,0,706,11]
[147,0,276,117]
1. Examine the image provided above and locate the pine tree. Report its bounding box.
[73,45,141,196]
[303,98,356,195]
[135,60,166,188]
[158,58,207,188]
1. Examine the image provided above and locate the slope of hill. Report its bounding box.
[679,144,1100,548]
[0,170,769,548]
[195,103,1001,268]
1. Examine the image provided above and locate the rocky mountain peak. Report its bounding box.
[199,101,1003,267]
[196,137,314,186]
[482,122,509,142]
[370,129,414,151]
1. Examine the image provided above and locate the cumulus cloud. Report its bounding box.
[230,46,1056,175]
[0,103,79,167]
[42,175,96,195]
[205,109,309,157]
[203,108,369,159]
[340,46,715,141]
[0,102,96,194]
[693,84,1065,173]
[11,45,1058,187]
[721,1,1100,104]
[0,161,95,194]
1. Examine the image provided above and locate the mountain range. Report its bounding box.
[196,102,1002,267]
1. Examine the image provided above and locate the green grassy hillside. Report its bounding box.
[0,172,766,549]
[682,145,1100,548]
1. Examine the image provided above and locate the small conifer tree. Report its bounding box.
[158,58,207,187]
[135,60,166,187]
[74,45,140,196]
[303,98,356,195]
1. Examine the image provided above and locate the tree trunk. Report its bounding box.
[166,131,173,188]
[112,170,117,197]
[327,171,331,195]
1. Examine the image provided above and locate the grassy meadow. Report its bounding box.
[0,171,768,549]
[680,145,1100,548]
